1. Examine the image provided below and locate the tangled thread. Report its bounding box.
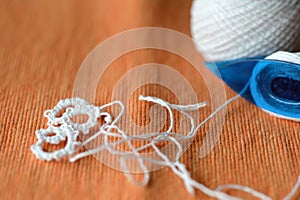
[31,95,300,200]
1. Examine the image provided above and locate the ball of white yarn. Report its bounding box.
[190,0,300,61]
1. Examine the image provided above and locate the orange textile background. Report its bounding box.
[0,1,299,199]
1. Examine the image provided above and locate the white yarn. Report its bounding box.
[190,0,300,61]
[31,93,300,200]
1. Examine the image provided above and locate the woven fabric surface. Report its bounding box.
[0,0,299,199]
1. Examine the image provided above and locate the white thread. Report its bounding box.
[190,0,300,61]
[216,184,272,200]
[31,94,300,200]
[283,176,300,200]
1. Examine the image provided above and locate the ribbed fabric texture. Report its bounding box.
[0,1,299,199]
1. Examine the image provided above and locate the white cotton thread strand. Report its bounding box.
[31,95,300,200]
[150,140,240,200]
[139,95,200,139]
[216,184,272,200]
[138,95,175,133]
[190,181,242,200]
[119,156,150,187]
[138,86,277,200]
[282,176,300,200]
[189,81,250,139]
[102,125,150,186]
